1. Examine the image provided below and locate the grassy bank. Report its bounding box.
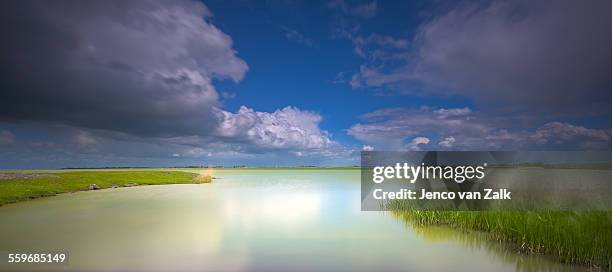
[0,170,209,206]
[393,210,611,269]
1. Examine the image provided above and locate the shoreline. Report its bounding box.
[0,170,209,206]
[393,210,611,269]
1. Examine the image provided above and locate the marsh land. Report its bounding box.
[0,168,608,271]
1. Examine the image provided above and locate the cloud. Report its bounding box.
[532,122,611,148]
[281,26,314,47]
[438,136,456,148]
[0,119,358,168]
[362,145,374,151]
[3,102,349,161]
[348,106,612,150]
[347,0,612,114]
[0,0,248,138]
[408,137,430,150]
[348,106,491,149]
[74,130,98,148]
[328,0,379,18]
[333,24,409,61]
[0,1,354,167]
[0,130,15,146]
[350,35,409,63]
[216,106,334,151]
[433,108,471,119]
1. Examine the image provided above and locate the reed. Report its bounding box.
[393,210,611,269]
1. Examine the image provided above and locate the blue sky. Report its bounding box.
[206,0,476,146]
[1,0,611,169]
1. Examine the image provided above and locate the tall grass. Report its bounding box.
[194,169,213,183]
[393,210,611,269]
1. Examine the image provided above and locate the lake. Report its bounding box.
[0,169,579,271]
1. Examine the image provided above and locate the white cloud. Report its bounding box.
[217,106,334,151]
[407,137,430,150]
[348,106,612,150]
[0,130,15,146]
[362,145,374,151]
[438,136,456,148]
[348,106,492,149]
[0,103,354,167]
[185,147,207,158]
[433,108,471,118]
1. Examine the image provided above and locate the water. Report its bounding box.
[0,169,579,271]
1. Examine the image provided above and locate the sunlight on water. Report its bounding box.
[0,169,580,271]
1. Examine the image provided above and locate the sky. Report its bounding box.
[1,0,612,169]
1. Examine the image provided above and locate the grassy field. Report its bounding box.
[0,170,209,206]
[2,167,609,268]
[393,210,611,269]
[0,167,351,207]
[0,167,360,173]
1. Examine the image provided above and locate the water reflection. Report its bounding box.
[0,169,581,271]
[396,221,582,272]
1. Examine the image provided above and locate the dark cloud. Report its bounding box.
[0,0,248,138]
[348,0,612,115]
[0,1,356,168]
[0,121,357,169]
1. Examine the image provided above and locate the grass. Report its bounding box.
[393,210,611,269]
[0,170,210,206]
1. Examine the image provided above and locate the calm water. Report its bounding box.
[0,169,579,271]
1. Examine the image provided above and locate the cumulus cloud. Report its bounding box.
[0,130,15,146]
[2,102,355,168]
[362,145,374,151]
[0,1,355,167]
[0,0,247,137]
[407,137,430,150]
[348,106,612,150]
[217,106,334,151]
[348,0,612,114]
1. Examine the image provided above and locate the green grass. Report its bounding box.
[393,210,611,269]
[0,170,208,206]
[0,167,361,174]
